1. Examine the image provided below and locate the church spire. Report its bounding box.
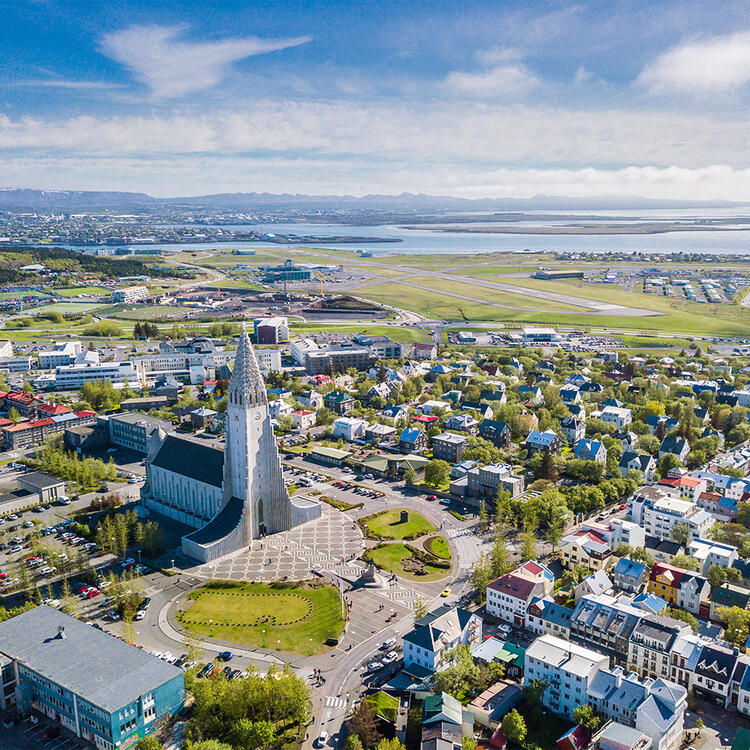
[229,325,266,406]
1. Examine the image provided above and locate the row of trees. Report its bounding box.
[95,510,164,558]
[25,437,117,491]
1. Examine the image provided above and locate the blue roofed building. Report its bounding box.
[613,558,649,594]
[574,439,607,463]
[523,428,562,456]
[0,606,185,749]
[398,426,427,454]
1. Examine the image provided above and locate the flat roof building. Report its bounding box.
[0,606,184,750]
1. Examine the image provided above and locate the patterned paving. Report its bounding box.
[188,503,364,582]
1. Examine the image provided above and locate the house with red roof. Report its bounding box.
[657,475,707,502]
[561,528,613,572]
[486,561,555,626]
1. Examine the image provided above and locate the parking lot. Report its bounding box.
[1,714,88,750]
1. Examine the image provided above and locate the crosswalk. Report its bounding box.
[325,696,347,709]
[447,528,473,539]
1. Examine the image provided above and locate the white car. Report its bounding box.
[316,731,329,748]
[383,651,399,663]
[379,638,395,650]
[136,610,146,621]
[366,661,383,672]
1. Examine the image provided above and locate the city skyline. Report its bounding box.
[1,0,750,200]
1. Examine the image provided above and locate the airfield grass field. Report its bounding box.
[290,323,426,342]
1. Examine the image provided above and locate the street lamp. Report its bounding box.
[309,637,313,655]
[209,619,213,636]
[262,628,266,647]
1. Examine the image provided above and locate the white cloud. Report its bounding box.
[99,25,311,99]
[638,30,750,95]
[473,46,523,66]
[445,63,539,96]
[12,78,121,90]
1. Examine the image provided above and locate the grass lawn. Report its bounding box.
[204,279,267,290]
[368,542,450,581]
[0,290,51,300]
[424,535,451,560]
[177,581,345,654]
[32,302,109,314]
[359,282,750,336]
[54,286,111,296]
[109,305,188,320]
[365,509,436,540]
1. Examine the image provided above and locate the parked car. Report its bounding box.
[316,731,329,748]
[217,651,234,661]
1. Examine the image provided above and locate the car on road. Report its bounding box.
[441,587,451,597]
[426,495,437,501]
[108,609,121,620]
[379,638,395,650]
[136,609,146,620]
[315,731,329,747]
[217,651,234,661]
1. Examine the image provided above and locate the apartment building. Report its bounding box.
[486,561,554,626]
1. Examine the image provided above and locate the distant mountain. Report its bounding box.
[0,187,745,213]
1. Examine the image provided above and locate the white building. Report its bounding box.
[112,286,150,303]
[687,538,739,574]
[486,561,554,626]
[39,341,83,369]
[298,390,324,410]
[332,416,368,442]
[403,605,482,673]
[524,634,608,719]
[291,410,316,431]
[600,406,633,430]
[54,361,137,389]
[642,497,714,542]
[268,400,293,419]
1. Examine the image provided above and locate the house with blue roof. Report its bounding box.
[631,592,668,615]
[574,439,607,463]
[523,428,562,456]
[398,426,426,454]
[613,558,649,593]
[525,595,573,639]
[518,384,543,404]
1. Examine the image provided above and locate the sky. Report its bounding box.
[2,0,750,201]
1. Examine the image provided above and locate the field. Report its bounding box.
[368,542,449,581]
[176,581,345,654]
[31,302,109,314]
[54,286,110,296]
[358,280,750,336]
[365,509,436,540]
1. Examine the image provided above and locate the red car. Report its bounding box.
[84,588,100,599]
[619,503,627,510]
[426,495,438,501]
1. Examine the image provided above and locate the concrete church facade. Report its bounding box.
[141,328,320,562]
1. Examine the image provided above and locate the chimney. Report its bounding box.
[57,626,66,639]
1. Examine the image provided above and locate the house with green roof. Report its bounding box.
[709,582,750,621]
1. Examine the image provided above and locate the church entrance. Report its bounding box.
[258,524,267,538]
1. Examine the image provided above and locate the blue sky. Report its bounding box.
[2,0,750,199]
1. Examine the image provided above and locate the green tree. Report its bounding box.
[470,553,493,604]
[424,459,450,488]
[664,607,699,632]
[344,736,364,750]
[718,606,750,647]
[501,709,527,745]
[670,553,700,572]
[478,499,489,532]
[708,565,728,588]
[413,597,429,624]
[547,515,565,552]
[520,530,538,562]
[573,704,602,733]
[490,527,512,578]
[375,740,405,750]
[348,698,381,749]
[670,522,691,547]
[403,467,416,485]
[134,737,163,750]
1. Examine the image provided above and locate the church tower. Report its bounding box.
[223,327,291,543]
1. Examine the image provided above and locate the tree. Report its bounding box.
[718,606,750,647]
[501,709,527,745]
[657,453,682,479]
[375,740,405,750]
[708,565,728,588]
[573,704,602,733]
[413,597,428,624]
[348,699,381,749]
[478,499,489,532]
[344,737,364,750]
[134,738,162,750]
[669,553,700,572]
[7,407,20,423]
[490,527,512,578]
[520,530,537,562]
[403,467,416,485]
[670,522,691,547]
[424,459,450,488]
[462,738,478,750]
[547,515,565,552]
[664,607,699,632]
[537,449,558,481]
[231,719,275,750]
[470,553,493,604]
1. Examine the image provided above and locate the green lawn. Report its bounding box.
[0,290,51,300]
[367,691,399,722]
[368,542,449,581]
[177,581,345,654]
[359,281,750,335]
[365,509,436,540]
[31,302,109,314]
[424,535,451,560]
[54,286,111,296]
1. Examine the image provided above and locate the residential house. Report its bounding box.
[687,538,739,575]
[560,416,585,445]
[291,410,316,431]
[297,390,324,410]
[324,391,355,415]
[421,692,472,750]
[574,570,614,602]
[627,614,692,682]
[486,561,554,626]
[524,635,609,720]
[658,436,690,463]
[642,496,714,542]
[709,584,750,622]
[648,563,710,615]
[561,529,613,572]
[399,427,427,454]
[432,433,468,463]
[574,439,607,463]
[518,385,543,404]
[403,605,482,674]
[657,474,707,502]
[444,413,479,435]
[460,462,525,501]
[478,420,511,448]
[332,417,368,442]
[613,558,649,594]
[268,399,293,419]
[525,595,573,639]
[619,452,657,482]
[365,423,397,442]
[381,404,409,424]
[523,428,562,456]
[601,406,633,429]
